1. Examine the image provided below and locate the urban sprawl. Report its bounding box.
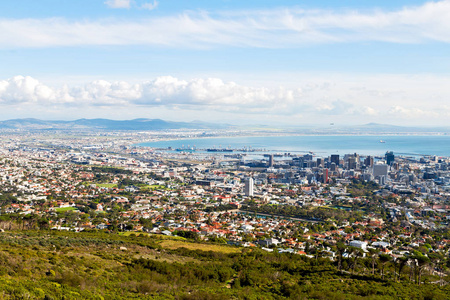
[1,130,449,273]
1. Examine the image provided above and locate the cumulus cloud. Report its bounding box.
[0,76,72,104]
[0,75,378,117]
[136,76,300,112]
[0,75,447,122]
[0,76,303,113]
[2,1,450,48]
[104,0,131,9]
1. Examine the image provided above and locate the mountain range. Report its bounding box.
[0,118,448,134]
[0,118,231,131]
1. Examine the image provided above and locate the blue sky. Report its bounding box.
[0,0,450,126]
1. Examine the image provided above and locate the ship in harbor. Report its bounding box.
[206,145,233,152]
[175,145,196,152]
[206,148,233,152]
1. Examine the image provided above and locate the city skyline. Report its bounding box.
[1,0,450,126]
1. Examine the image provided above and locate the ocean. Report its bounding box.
[137,135,450,157]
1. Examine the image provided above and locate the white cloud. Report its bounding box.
[104,0,131,9]
[314,101,379,117]
[141,1,158,10]
[136,76,300,112]
[387,105,438,118]
[0,75,303,113]
[0,76,56,103]
[2,1,450,48]
[361,106,378,116]
[1,74,449,125]
[316,100,354,115]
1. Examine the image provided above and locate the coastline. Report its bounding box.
[136,131,450,145]
[135,134,450,157]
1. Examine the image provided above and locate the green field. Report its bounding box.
[96,183,118,188]
[158,239,241,254]
[140,184,168,191]
[120,232,185,240]
[55,206,77,212]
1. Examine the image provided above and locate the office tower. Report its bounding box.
[269,155,274,167]
[244,177,254,196]
[364,156,374,167]
[323,168,329,183]
[303,154,313,161]
[317,158,323,167]
[385,151,395,165]
[330,162,336,172]
[330,154,340,166]
[347,157,357,170]
[373,164,388,177]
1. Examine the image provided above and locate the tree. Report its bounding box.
[315,246,324,266]
[367,248,378,276]
[408,258,416,282]
[345,246,362,275]
[414,253,430,285]
[428,252,444,280]
[395,256,408,282]
[378,254,391,280]
[336,242,346,274]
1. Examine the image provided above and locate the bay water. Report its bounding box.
[138,135,450,157]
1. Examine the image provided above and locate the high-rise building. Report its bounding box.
[373,164,388,177]
[244,177,254,196]
[317,158,323,167]
[385,151,395,165]
[347,157,357,170]
[323,168,329,183]
[330,162,337,172]
[268,155,274,167]
[330,154,340,165]
[364,156,374,167]
[303,154,313,161]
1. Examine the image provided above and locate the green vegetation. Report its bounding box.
[0,230,447,299]
[204,204,238,212]
[140,184,169,191]
[0,194,18,206]
[346,179,380,198]
[55,207,78,212]
[159,239,241,254]
[242,204,363,222]
[90,166,133,175]
[95,183,118,188]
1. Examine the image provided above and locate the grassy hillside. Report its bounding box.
[0,230,448,299]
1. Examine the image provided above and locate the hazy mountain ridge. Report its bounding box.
[0,118,232,131]
[0,119,448,133]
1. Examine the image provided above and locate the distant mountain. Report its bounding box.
[0,118,232,131]
[0,119,448,134]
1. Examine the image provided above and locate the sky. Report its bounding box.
[0,0,450,126]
